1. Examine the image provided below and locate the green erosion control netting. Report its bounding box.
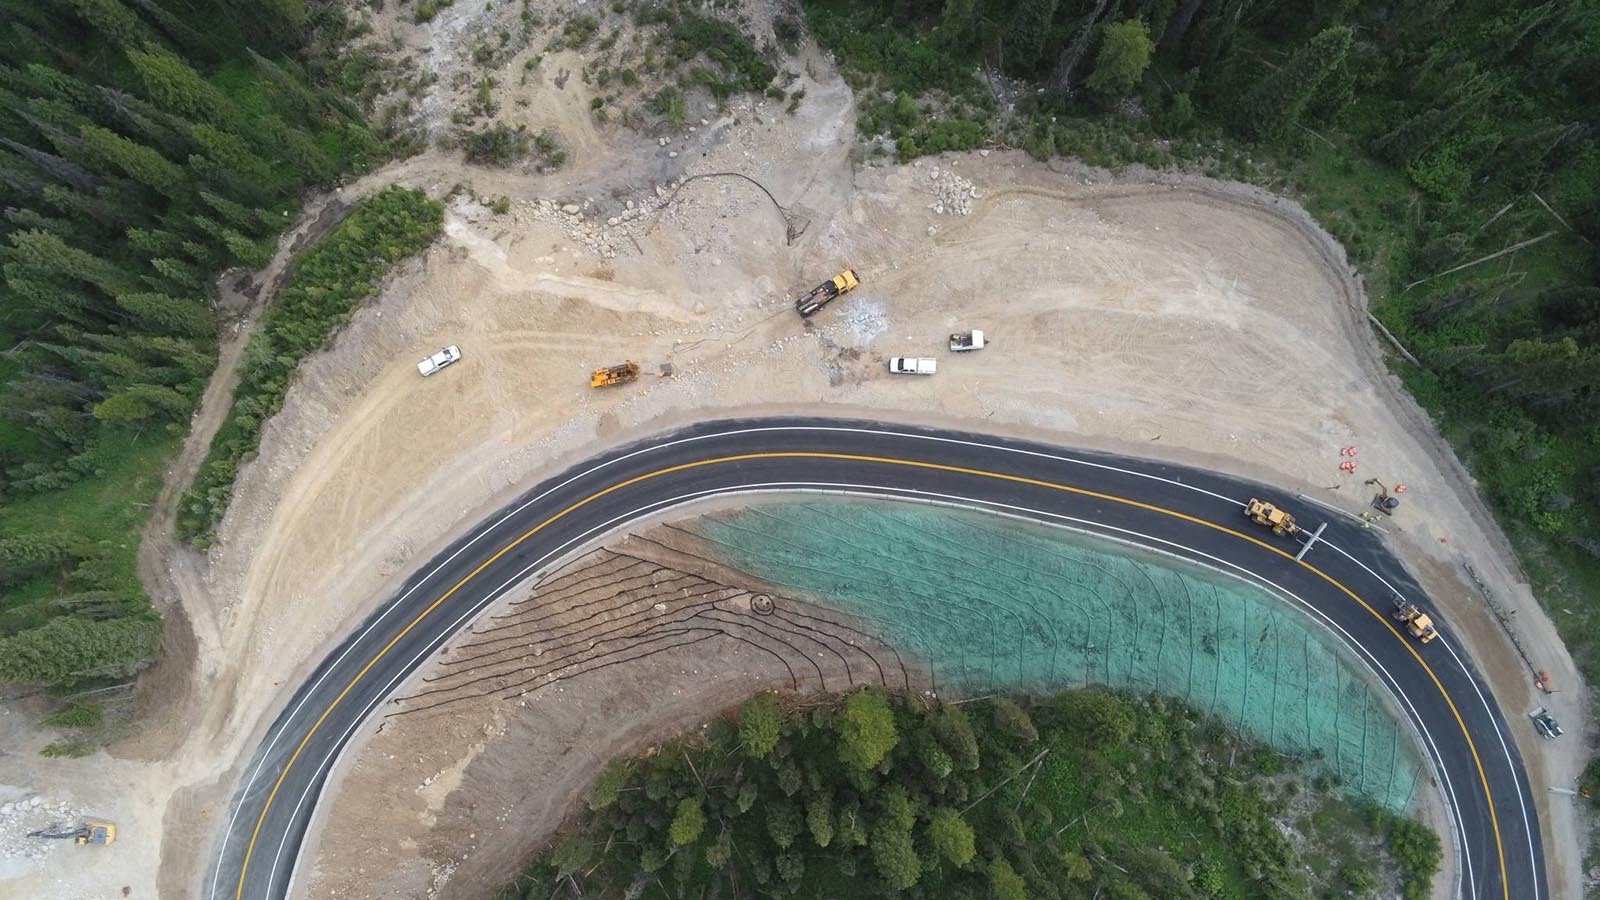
[700,500,1423,812]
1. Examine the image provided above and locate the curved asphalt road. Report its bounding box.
[207,418,1543,900]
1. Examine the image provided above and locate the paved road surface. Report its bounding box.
[206,419,1544,900]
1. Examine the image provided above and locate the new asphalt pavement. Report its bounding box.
[206,418,1544,900]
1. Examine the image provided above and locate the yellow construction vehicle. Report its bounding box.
[794,268,860,317]
[1392,598,1438,644]
[589,360,640,389]
[1244,498,1301,537]
[28,819,116,846]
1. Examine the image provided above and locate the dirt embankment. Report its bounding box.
[1,2,1585,900]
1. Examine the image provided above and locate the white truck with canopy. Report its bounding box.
[949,330,986,351]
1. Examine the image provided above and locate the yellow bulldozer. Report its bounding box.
[1244,498,1301,537]
[590,360,640,389]
[1392,599,1438,644]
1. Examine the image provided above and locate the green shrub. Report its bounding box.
[457,123,530,166]
[413,0,453,23]
[39,738,97,758]
[1388,817,1442,900]
[44,699,104,729]
[650,86,686,129]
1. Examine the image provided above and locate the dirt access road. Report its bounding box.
[0,1,1585,899]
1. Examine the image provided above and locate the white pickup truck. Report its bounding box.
[888,357,937,376]
[417,345,462,376]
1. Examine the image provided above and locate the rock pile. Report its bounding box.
[527,188,671,260]
[928,167,977,216]
[0,793,85,870]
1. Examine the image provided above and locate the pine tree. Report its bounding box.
[125,0,217,62]
[1085,19,1154,105]
[92,383,192,421]
[870,821,921,889]
[79,124,187,198]
[126,46,242,129]
[0,615,161,684]
[201,191,278,235]
[806,794,834,848]
[115,291,211,335]
[0,532,77,584]
[765,799,803,849]
[64,0,160,53]
[927,807,976,867]
[7,229,137,296]
[740,692,783,759]
[1,136,99,191]
[4,64,106,121]
[932,705,981,771]
[190,124,277,188]
[1370,78,1492,166]
[986,858,1027,900]
[247,49,323,123]
[149,255,207,291]
[1004,0,1062,77]
[1231,25,1353,141]
[668,798,706,846]
[938,0,979,52]
[98,86,195,158]
[838,689,899,770]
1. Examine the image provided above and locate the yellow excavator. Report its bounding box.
[590,360,640,388]
[1244,498,1301,537]
[29,819,117,846]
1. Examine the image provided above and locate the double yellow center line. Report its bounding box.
[234,451,1508,900]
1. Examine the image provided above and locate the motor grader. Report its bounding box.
[1244,498,1301,537]
[1392,598,1438,644]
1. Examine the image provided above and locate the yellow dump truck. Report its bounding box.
[794,269,860,317]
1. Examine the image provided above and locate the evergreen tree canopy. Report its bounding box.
[0,0,385,692]
[1085,19,1153,104]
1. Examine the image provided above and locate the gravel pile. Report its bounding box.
[524,183,683,260]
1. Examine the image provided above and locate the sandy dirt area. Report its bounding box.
[0,1,1587,899]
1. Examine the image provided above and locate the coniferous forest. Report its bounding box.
[0,0,390,688]
[506,690,1442,900]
